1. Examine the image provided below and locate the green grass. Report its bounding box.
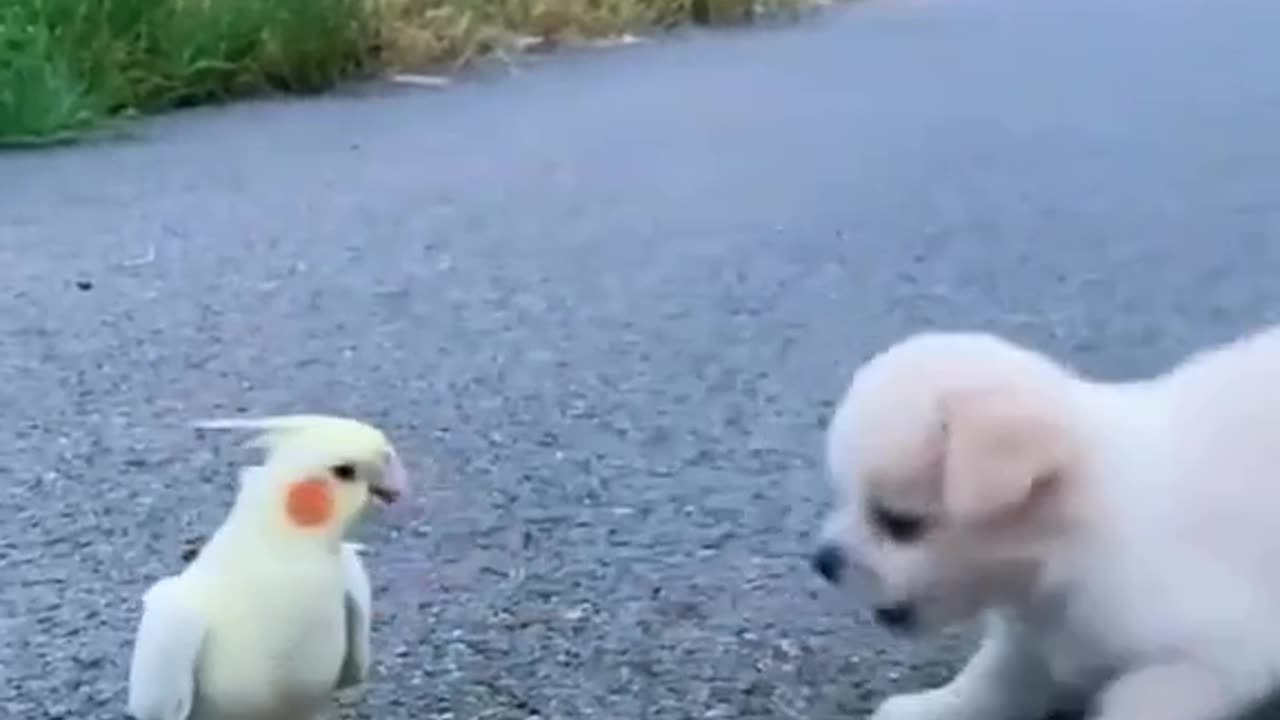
[0,0,374,145]
[0,0,821,145]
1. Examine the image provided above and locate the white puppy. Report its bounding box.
[813,327,1280,720]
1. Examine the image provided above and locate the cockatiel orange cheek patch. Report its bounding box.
[285,478,334,527]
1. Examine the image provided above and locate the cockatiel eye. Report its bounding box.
[331,463,358,482]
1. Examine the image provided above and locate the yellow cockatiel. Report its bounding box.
[127,414,409,720]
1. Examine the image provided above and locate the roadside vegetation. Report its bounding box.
[0,0,824,146]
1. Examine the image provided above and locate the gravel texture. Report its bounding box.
[3,0,1280,717]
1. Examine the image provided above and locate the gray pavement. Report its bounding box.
[3,0,1280,717]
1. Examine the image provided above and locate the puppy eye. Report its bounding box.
[869,502,929,543]
[331,463,358,482]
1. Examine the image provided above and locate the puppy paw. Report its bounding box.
[870,689,969,720]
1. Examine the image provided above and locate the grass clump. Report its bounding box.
[0,0,375,145]
[374,0,816,70]
[372,0,687,68]
[0,0,822,145]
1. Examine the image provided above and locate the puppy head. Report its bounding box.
[813,332,1081,633]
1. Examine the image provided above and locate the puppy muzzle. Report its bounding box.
[810,544,924,633]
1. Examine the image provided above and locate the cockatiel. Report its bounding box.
[126,414,409,720]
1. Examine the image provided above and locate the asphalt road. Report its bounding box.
[3,0,1280,717]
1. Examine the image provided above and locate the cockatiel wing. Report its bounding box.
[127,576,208,720]
[336,542,373,691]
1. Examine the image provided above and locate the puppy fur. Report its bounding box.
[815,327,1280,720]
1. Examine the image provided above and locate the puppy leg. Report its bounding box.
[871,615,1052,720]
[1093,661,1237,720]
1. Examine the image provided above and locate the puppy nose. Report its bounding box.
[873,602,916,631]
[811,544,847,585]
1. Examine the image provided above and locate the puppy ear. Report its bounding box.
[937,386,1071,525]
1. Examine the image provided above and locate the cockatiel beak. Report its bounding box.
[370,451,408,505]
